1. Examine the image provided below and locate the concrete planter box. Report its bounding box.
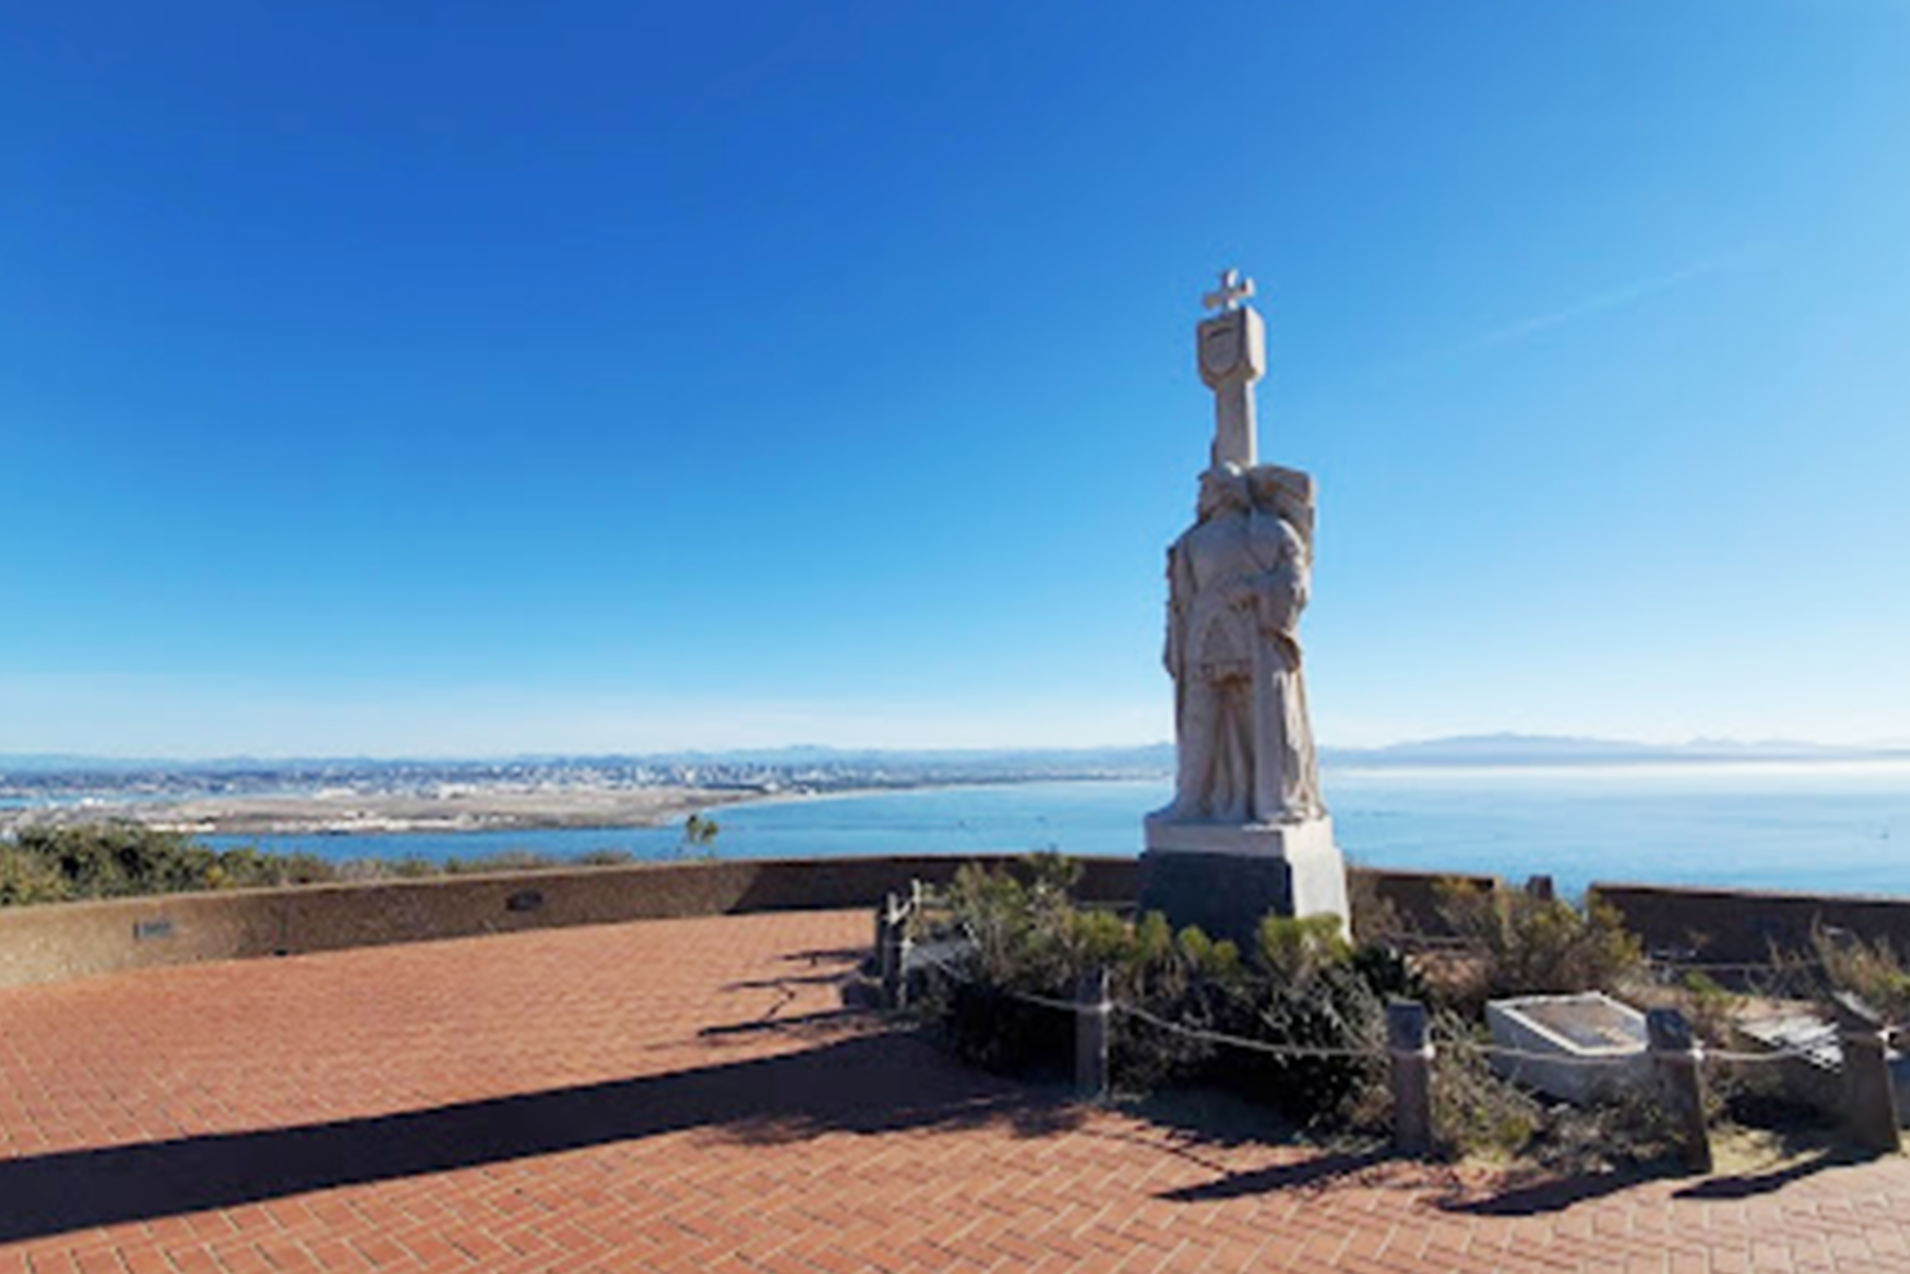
[1485,992,1651,1105]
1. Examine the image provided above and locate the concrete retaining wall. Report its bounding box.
[0,855,1493,990]
[14,855,1897,991]
[0,856,1140,989]
[1591,882,1910,964]
[1352,867,1502,936]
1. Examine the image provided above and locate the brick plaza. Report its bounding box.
[3,911,1908,1273]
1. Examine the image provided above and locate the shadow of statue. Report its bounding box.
[0,1030,1076,1244]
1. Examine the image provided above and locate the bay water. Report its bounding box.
[203,760,1910,899]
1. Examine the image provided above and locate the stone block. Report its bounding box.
[1138,816,1349,948]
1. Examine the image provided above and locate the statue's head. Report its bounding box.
[1197,464,1252,520]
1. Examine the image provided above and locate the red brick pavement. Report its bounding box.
[3,909,1908,1273]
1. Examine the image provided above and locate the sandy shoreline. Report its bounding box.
[2,776,1162,840]
[3,785,769,838]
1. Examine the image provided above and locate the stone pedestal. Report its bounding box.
[1139,815,1349,948]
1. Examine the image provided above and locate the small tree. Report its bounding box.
[679,812,720,859]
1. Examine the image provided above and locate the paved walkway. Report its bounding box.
[3,910,1908,1274]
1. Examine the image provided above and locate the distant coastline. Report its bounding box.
[6,733,1910,840]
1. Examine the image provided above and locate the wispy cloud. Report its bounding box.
[1379,246,1765,378]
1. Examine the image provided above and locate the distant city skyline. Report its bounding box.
[4,3,1907,758]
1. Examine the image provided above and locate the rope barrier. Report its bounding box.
[1005,989,1086,1013]
[1117,1002,1384,1061]
[1444,1039,1812,1068]
[1701,1043,1837,1065]
[1442,1040,1649,1069]
[1646,957,1825,973]
[908,946,1859,1068]
[906,946,1080,1012]
[894,886,1897,1073]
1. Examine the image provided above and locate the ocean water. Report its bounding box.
[200,761,1910,899]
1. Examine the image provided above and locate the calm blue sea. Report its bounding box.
[198,761,1910,899]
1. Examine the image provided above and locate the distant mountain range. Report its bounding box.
[3,734,1908,775]
[1319,733,1910,768]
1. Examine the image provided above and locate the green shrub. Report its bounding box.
[1812,925,1910,1027]
[1429,1011,1540,1158]
[1256,914,1352,979]
[441,850,562,875]
[1,823,346,903]
[0,843,71,905]
[924,857,1393,1128]
[1434,879,1644,1012]
[205,846,338,889]
[15,822,214,898]
[0,825,654,907]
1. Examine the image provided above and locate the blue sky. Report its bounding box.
[3,1,1907,757]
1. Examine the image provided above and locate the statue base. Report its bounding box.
[1139,815,1350,949]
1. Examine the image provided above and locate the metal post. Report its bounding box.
[1386,1001,1434,1157]
[1075,966,1111,1102]
[1647,1008,1713,1173]
[1833,992,1902,1155]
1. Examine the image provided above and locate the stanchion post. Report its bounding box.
[1832,992,1902,1155]
[1075,966,1111,1102]
[873,895,893,971]
[1386,1000,1434,1157]
[1647,1008,1713,1173]
[880,893,912,1011]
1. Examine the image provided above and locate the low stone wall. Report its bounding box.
[1591,882,1910,965]
[0,856,1137,990]
[26,856,1899,991]
[0,854,1502,990]
[1353,867,1502,936]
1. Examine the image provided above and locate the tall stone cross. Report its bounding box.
[1196,268,1267,469]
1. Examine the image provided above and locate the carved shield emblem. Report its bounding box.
[1198,314,1245,382]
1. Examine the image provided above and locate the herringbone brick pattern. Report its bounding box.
[3,909,1908,1273]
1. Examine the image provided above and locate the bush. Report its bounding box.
[0,825,654,907]
[1,823,344,902]
[0,843,71,905]
[1429,1011,1540,1158]
[206,846,338,889]
[1812,925,1910,1027]
[1433,880,1644,1013]
[441,850,562,875]
[923,856,1394,1129]
[15,822,214,897]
